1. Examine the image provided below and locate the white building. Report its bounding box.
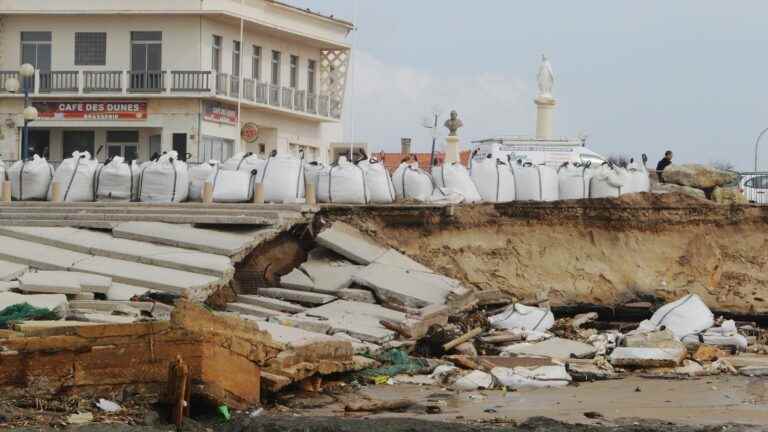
[0,0,352,163]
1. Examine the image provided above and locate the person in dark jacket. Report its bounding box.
[656,150,673,182]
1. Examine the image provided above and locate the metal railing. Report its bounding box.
[269,84,280,107]
[215,72,228,96]
[243,78,254,100]
[255,81,268,104]
[84,71,122,92]
[306,93,318,114]
[293,89,306,112]
[318,94,330,117]
[230,76,240,98]
[128,70,165,92]
[281,87,294,109]
[171,71,210,91]
[330,96,342,119]
[0,71,18,92]
[39,71,78,93]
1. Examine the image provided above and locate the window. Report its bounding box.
[307,59,316,94]
[75,32,106,66]
[271,50,281,86]
[21,31,52,70]
[746,176,768,189]
[232,40,241,77]
[201,136,234,163]
[212,35,222,72]
[252,45,261,81]
[130,31,162,72]
[289,55,299,88]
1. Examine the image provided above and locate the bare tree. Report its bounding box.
[710,160,736,171]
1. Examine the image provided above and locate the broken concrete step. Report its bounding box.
[0,226,233,278]
[0,235,91,270]
[71,292,95,301]
[0,260,28,281]
[69,300,173,317]
[256,320,338,345]
[68,310,139,324]
[106,283,151,301]
[71,256,221,300]
[353,263,460,308]
[372,249,432,273]
[268,315,333,334]
[19,272,82,294]
[112,222,279,258]
[337,288,377,304]
[609,347,687,368]
[280,269,316,292]
[70,272,112,294]
[0,281,19,292]
[257,288,337,305]
[315,222,389,264]
[0,211,294,226]
[226,302,289,319]
[237,295,307,314]
[12,320,100,336]
[296,300,406,344]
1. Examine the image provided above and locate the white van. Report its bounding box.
[472,137,606,167]
[740,172,768,204]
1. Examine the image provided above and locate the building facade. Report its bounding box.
[0,0,352,163]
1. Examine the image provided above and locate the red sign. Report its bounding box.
[203,101,238,125]
[34,101,147,120]
[241,122,259,143]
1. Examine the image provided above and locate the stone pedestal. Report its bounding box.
[444,136,460,164]
[535,96,556,140]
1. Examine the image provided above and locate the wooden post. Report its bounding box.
[1,181,11,203]
[166,356,191,429]
[202,181,214,204]
[50,182,62,203]
[305,182,317,206]
[253,183,265,204]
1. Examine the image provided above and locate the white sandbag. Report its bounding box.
[633,294,714,340]
[317,157,367,204]
[212,169,258,203]
[452,370,495,391]
[433,162,482,203]
[8,155,54,201]
[49,151,98,202]
[511,161,559,202]
[259,152,305,203]
[138,151,189,203]
[589,164,628,198]
[489,303,555,332]
[358,159,395,204]
[221,152,265,172]
[469,156,516,203]
[680,320,748,351]
[625,159,651,194]
[392,162,434,202]
[188,161,219,202]
[304,161,329,189]
[557,162,594,200]
[94,157,141,201]
[491,365,571,389]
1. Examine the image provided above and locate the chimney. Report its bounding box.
[401,138,412,156]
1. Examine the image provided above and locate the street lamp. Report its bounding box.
[754,127,768,172]
[4,63,38,160]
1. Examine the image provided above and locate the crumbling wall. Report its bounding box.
[319,193,768,314]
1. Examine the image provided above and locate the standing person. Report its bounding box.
[656,150,673,182]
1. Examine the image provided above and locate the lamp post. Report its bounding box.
[754,127,768,172]
[4,63,38,160]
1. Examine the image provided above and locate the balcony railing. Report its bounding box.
[84,71,122,92]
[0,69,342,120]
[40,71,78,93]
[171,71,210,92]
[129,70,165,92]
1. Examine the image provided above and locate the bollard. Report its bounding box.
[305,182,317,206]
[1,181,11,203]
[202,181,214,204]
[253,183,265,204]
[50,182,62,203]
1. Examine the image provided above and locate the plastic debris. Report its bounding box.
[95,398,121,413]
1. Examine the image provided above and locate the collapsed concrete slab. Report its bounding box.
[257,287,336,305]
[295,248,364,294]
[0,260,28,281]
[337,288,377,304]
[237,295,307,314]
[226,302,289,319]
[0,292,68,317]
[352,263,464,308]
[609,347,687,368]
[315,222,389,265]
[19,271,82,295]
[500,337,597,360]
[0,281,19,292]
[0,235,91,270]
[106,283,151,301]
[69,272,112,294]
[268,315,334,335]
[295,300,406,343]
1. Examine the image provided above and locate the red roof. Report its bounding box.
[376,151,471,173]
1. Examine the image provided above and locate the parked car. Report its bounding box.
[740,173,768,204]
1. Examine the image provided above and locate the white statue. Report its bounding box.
[537,54,555,98]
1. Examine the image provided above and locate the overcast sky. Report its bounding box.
[290,0,768,170]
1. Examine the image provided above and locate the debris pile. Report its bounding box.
[654,164,745,204]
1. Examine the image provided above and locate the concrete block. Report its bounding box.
[69,272,112,294]
[297,300,406,344]
[0,292,68,317]
[256,320,338,346]
[226,302,289,319]
[0,235,90,270]
[500,337,597,360]
[373,249,432,273]
[0,281,19,292]
[609,347,687,368]
[332,332,384,355]
[237,295,307,314]
[0,260,28,281]
[268,315,333,334]
[298,249,363,293]
[19,271,82,295]
[337,288,377,304]
[353,263,460,308]
[106,283,151,301]
[316,222,388,265]
[279,269,315,291]
[257,287,336,305]
[68,310,138,324]
[71,292,96,301]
